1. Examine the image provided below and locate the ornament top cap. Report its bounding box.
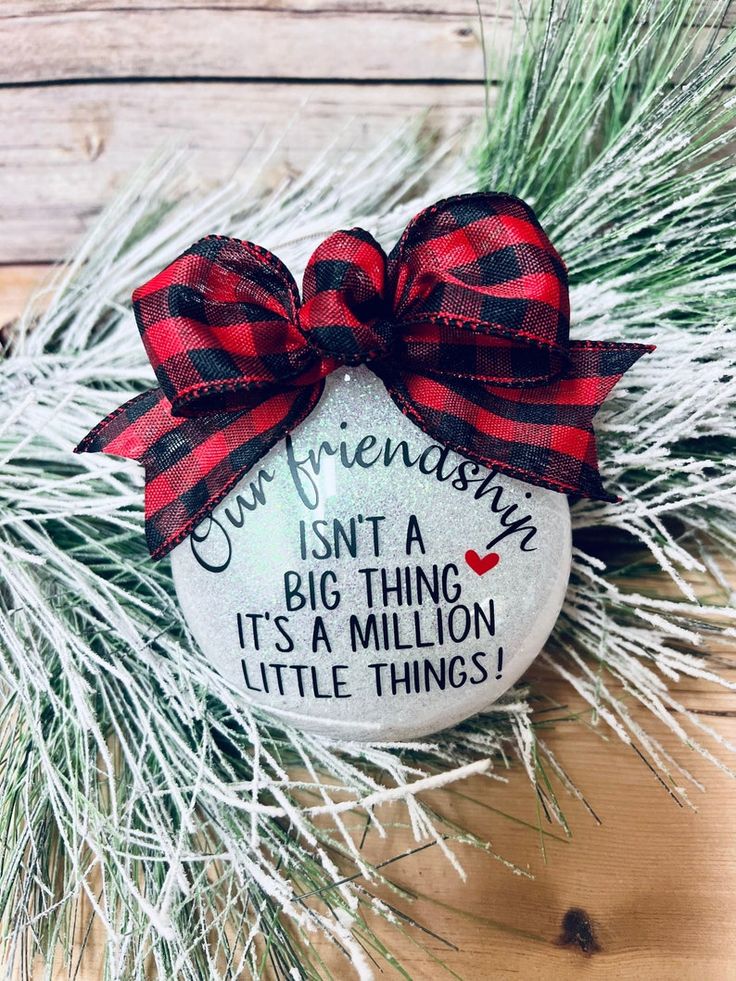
[75,192,653,559]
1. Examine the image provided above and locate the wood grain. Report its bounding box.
[0,265,49,326]
[348,687,736,980]
[0,82,485,263]
[0,2,505,83]
[2,0,730,86]
[0,2,497,261]
[0,2,730,261]
[16,683,736,980]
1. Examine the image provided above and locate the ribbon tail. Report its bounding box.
[75,384,324,558]
[378,340,653,503]
[76,389,172,461]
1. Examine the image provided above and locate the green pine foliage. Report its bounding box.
[0,2,735,977]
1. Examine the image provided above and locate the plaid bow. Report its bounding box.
[76,193,652,559]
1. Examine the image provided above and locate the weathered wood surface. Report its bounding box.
[0,2,731,261]
[0,2,496,261]
[12,675,736,980]
[0,1,507,83]
[0,82,484,263]
[2,0,729,86]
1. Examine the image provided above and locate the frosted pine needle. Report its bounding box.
[1,1,736,977]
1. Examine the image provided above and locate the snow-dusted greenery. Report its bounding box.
[1,0,735,977]
[480,0,736,791]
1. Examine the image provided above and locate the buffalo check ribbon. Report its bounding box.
[76,192,653,559]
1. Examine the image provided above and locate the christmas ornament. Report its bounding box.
[6,3,736,974]
[76,192,651,738]
[170,367,572,739]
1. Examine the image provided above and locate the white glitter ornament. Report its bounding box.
[171,367,571,741]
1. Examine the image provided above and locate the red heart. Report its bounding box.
[464,549,501,576]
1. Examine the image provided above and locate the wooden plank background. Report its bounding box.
[0,2,731,264]
[23,680,736,980]
[0,0,499,265]
[2,3,736,979]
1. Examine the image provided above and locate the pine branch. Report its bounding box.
[1,1,735,976]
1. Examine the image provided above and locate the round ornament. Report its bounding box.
[171,367,572,741]
[77,192,648,741]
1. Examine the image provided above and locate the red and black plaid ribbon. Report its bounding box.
[76,192,653,559]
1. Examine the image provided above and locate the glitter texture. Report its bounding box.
[171,368,571,739]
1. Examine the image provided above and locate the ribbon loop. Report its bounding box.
[300,228,394,365]
[133,236,312,417]
[77,192,653,559]
[389,194,570,347]
[387,193,571,387]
